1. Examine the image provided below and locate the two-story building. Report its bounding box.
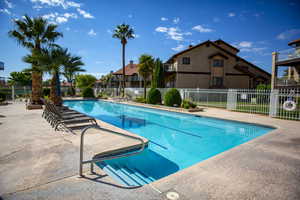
[112,60,143,88]
[164,39,271,89]
[271,38,300,89]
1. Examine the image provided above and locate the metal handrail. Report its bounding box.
[79,125,146,177]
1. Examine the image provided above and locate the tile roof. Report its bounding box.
[113,63,139,76]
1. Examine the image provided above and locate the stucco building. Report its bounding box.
[164,39,271,89]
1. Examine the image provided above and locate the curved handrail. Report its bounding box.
[79,125,146,177]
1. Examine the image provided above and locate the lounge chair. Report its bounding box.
[42,99,98,133]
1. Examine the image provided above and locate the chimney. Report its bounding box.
[129,60,134,68]
[189,45,193,48]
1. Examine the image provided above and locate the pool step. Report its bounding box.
[99,162,154,187]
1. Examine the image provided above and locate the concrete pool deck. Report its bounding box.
[0,101,300,200]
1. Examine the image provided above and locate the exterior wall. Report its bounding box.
[225,75,250,88]
[171,43,270,89]
[175,73,210,88]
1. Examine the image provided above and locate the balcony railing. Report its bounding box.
[164,64,176,72]
[276,78,300,87]
[277,47,300,62]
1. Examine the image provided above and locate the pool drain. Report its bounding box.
[166,191,180,200]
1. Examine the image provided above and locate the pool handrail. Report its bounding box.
[79,125,146,180]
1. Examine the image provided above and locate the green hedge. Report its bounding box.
[43,88,50,97]
[82,87,95,98]
[164,88,182,107]
[0,92,6,102]
[147,88,162,104]
[134,97,146,103]
[181,99,197,109]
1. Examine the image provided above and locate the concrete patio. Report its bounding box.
[0,101,299,200]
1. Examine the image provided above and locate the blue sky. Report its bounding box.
[0,0,300,79]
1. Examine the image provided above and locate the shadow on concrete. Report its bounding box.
[80,173,142,189]
[0,115,5,118]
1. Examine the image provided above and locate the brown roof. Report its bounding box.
[166,40,270,77]
[113,63,139,75]
[288,38,300,46]
[214,39,240,53]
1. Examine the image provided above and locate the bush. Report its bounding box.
[43,88,50,97]
[134,97,146,103]
[0,92,6,102]
[164,88,182,107]
[181,99,197,109]
[82,87,95,98]
[147,88,162,104]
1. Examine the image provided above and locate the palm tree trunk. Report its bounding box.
[50,72,62,105]
[122,43,125,97]
[144,79,146,99]
[55,72,62,105]
[31,71,42,104]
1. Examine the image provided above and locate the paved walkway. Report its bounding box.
[0,101,300,200]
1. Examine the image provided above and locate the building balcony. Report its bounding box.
[164,64,176,72]
[276,47,300,66]
[276,78,300,88]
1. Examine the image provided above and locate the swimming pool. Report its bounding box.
[64,100,274,186]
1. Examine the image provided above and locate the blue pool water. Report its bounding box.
[64,100,274,186]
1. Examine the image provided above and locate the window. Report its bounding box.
[212,77,223,86]
[182,57,190,65]
[213,59,224,67]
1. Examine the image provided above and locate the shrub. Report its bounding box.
[134,97,146,103]
[164,88,182,107]
[0,92,6,102]
[43,88,50,97]
[82,87,95,98]
[147,88,162,104]
[181,99,197,109]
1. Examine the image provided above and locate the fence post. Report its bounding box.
[12,85,15,101]
[227,89,237,110]
[269,89,279,117]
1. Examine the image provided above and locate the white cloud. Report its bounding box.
[95,61,103,64]
[42,12,77,23]
[167,27,183,41]
[56,16,67,23]
[240,47,266,53]
[63,12,78,19]
[213,17,220,22]
[192,25,213,33]
[33,4,43,10]
[277,29,300,40]
[184,32,192,36]
[173,17,180,24]
[42,12,58,20]
[65,27,70,31]
[77,8,94,19]
[30,0,81,9]
[0,8,11,15]
[238,41,252,48]
[4,0,13,8]
[155,26,168,32]
[161,17,168,21]
[133,34,140,38]
[155,26,191,41]
[172,44,185,51]
[107,29,112,34]
[88,29,97,36]
[228,12,236,17]
[128,14,133,18]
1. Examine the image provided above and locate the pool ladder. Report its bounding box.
[79,125,146,180]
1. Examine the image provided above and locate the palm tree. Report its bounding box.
[62,55,85,96]
[112,24,135,97]
[24,47,68,105]
[8,15,62,104]
[138,54,155,99]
